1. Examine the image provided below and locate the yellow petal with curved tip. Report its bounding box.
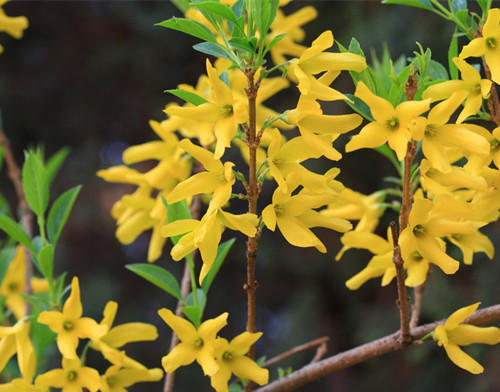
[171,232,196,261]
[405,258,429,287]
[301,52,366,74]
[427,93,464,124]
[230,332,262,357]
[299,113,362,135]
[422,80,466,101]
[355,82,394,121]
[116,210,155,245]
[166,102,220,122]
[345,254,393,290]
[459,37,486,59]
[197,345,219,376]
[0,333,16,373]
[102,323,158,348]
[101,301,118,330]
[161,219,199,238]
[206,59,233,106]
[262,204,277,231]
[457,95,484,123]
[218,211,258,237]
[179,138,220,171]
[299,30,332,63]
[158,308,197,342]
[450,324,500,346]
[198,313,228,341]
[15,321,35,381]
[161,343,197,373]
[341,231,391,254]
[439,124,490,155]
[123,141,170,164]
[305,75,348,101]
[214,116,238,159]
[231,356,269,386]
[0,15,28,39]
[484,50,500,84]
[483,9,500,38]
[96,166,144,185]
[167,172,219,204]
[78,367,102,392]
[454,57,480,82]
[387,127,411,161]
[417,235,459,275]
[345,122,391,153]
[148,224,167,262]
[408,198,432,227]
[210,364,232,392]
[445,303,480,329]
[56,332,79,359]
[63,277,83,320]
[277,215,325,252]
[300,210,351,232]
[443,343,483,374]
[35,369,66,389]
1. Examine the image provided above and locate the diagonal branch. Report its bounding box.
[255,304,500,392]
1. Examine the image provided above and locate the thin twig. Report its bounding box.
[255,304,500,392]
[163,194,201,392]
[400,141,416,232]
[390,222,411,345]
[0,126,34,316]
[310,342,328,364]
[263,337,329,368]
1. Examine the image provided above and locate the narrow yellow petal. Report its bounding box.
[102,323,158,348]
[63,277,83,320]
[443,343,484,374]
[450,324,500,346]
[445,303,480,329]
[158,308,197,342]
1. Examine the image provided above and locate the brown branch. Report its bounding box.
[390,222,411,345]
[483,60,500,126]
[310,342,328,364]
[163,194,201,392]
[243,67,261,392]
[0,126,34,316]
[255,304,500,392]
[399,141,416,232]
[263,337,329,368]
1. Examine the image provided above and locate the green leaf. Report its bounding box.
[232,0,245,18]
[47,185,81,245]
[22,150,49,217]
[229,37,255,53]
[0,246,16,286]
[45,147,70,186]
[193,1,238,23]
[477,0,491,16]
[451,0,467,13]
[427,60,449,81]
[38,244,54,282]
[156,17,217,44]
[347,37,365,57]
[126,263,183,301]
[165,199,192,245]
[182,305,203,327]
[0,193,10,216]
[165,88,209,106]
[193,42,231,60]
[201,238,235,294]
[455,9,470,29]
[381,0,434,12]
[171,0,190,13]
[20,292,51,312]
[344,94,374,122]
[0,215,34,252]
[187,288,206,309]
[264,33,286,55]
[448,29,459,80]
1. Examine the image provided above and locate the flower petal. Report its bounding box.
[158,308,196,342]
[231,356,269,386]
[443,343,484,374]
[445,303,480,329]
[450,324,500,346]
[161,343,197,373]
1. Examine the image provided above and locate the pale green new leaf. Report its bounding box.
[126,263,183,302]
[47,185,81,245]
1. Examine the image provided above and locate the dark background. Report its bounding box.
[2,1,500,391]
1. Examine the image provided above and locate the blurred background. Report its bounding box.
[1,0,500,391]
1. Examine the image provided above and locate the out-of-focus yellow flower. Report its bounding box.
[210,332,268,392]
[35,358,102,392]
[0,0,28,54]
[346,81,430,161]
[158,308,228,376]
[460,8,500,84]
[0,320,35,382]
[434,303,500,374]
[422,57,491,123]
[92,301,159,369]
[288,30,366,101]
[0,246,49,320]
[38,277,106,359]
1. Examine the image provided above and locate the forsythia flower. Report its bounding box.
[0,245,49,320]
[100,365,163,392]
[434,303,500,374]
[422,57,491,123]
[0,320,36,381]
[158,308,228,376]
[346,81,430,160]
[0,0,28,54]
[210,332,268,392]
[35,358,101,392]
[38,277,106,359]
[460,8,500,84]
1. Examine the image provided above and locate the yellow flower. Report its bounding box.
[162,208,258,283]
[101,365,163,392]
[434,303,500,374]
[288,30,366,101]
[165,59,247,158]
[210,332,268,392]
[35,358,102,392]
[422,57,492,123]
[91,301,159,369]
[0,0,28,54]
[460,8,500,84]
[0,320,36,381]
[262,181,351,253]
[38,277,106,359]
[0,246,49,320]
[158,308,228,376]
[345,81,430,160]
[167,138,235,211]
[0,378,44,392]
